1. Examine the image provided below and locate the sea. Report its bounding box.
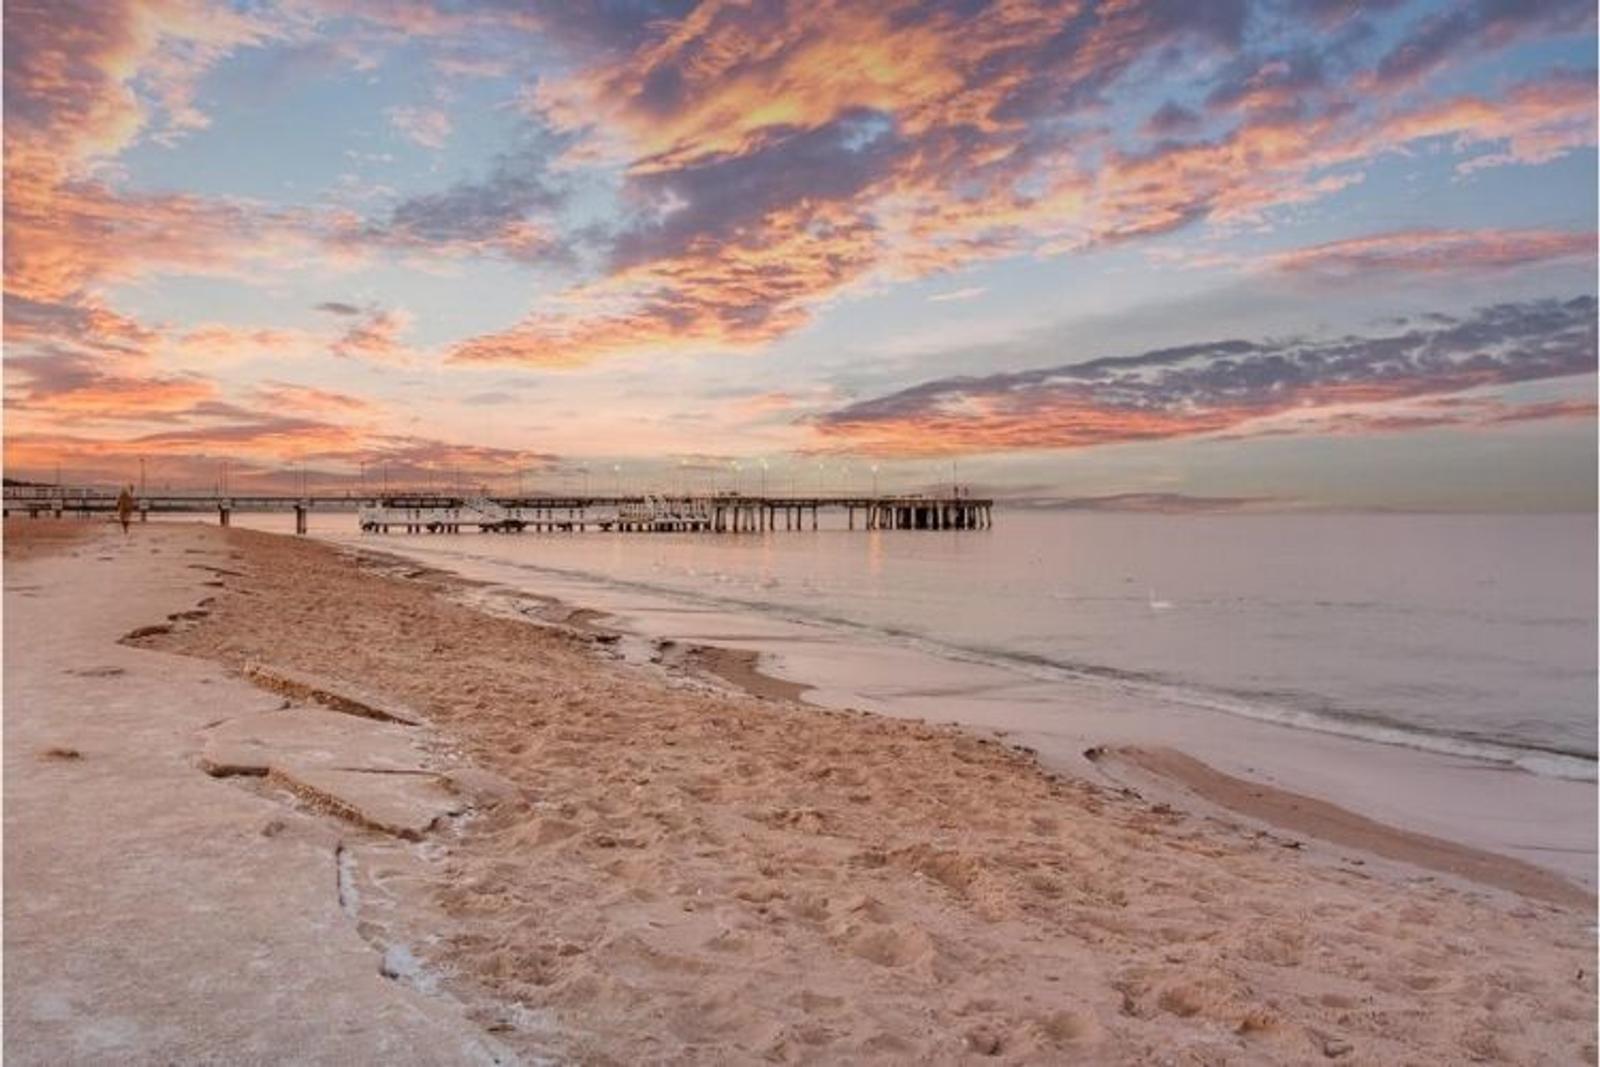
[259,508,1597,784]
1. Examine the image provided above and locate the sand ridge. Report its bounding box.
[132,525,1596,1065]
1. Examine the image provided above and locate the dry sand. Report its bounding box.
[12,520,1597,1064]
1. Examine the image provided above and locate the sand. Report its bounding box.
[10,520,1598,1064]
[1100,746,1592,910]
[2,520,507,1065]
[655,639,815,703]
[2,514,98,560]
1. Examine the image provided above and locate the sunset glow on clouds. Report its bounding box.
[3,0,1596,506]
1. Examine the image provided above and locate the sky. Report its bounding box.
[3,0,1596,509]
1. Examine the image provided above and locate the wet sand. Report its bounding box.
[63,521,1591,1064]
[2,515,98,560]
[1100,745,1592,909]
[655,639,815,703]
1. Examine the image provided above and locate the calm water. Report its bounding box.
[270,510,1596,780]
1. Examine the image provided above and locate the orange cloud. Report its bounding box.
[8,373,218,423]
[1268,228,1595,277]
[250,381,379,417]
[456,5,1594,367]
[451,203,881,366]
[814,297,1598,456]
[329,307,418,364]
[171,324,321,363]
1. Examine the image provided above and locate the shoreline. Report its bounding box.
[318,514,1596,786]
[13,519,1595,1063]
[442,555,1597,904]
[318,521,1596,894]
[1098,745,1593,910]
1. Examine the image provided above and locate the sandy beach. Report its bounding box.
[6,519,1596,1065]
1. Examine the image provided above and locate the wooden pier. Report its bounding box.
[2,487,993,534]
[360,493,993,534]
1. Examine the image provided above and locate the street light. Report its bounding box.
[872,463,879,497]
[760,458,768,496]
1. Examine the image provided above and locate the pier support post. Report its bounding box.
[294,503,308,535]
[218,505,231,527]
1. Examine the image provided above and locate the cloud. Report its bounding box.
[5,178,324,304]
[3,0,278,169]
[812,296,1598,455]
[1268,228,1595,278]
[448,200,882,365]
[251,381,378,417]
[5,349,217,423]
[1205,48,1326,117]
[451,6,1595,367]
[1141,100,1203,136]
[332,143,568,263]
[4,293,159,356]
[928,286,988,303]
[2,1,318,314]
[388,105,453,149]
[171,324,321,364]
[449,0,1255,365]
[1371,0,1594,88]
[329,307,416,364]
[1290,0,1407,29]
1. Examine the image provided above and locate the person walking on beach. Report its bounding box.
[116,486,134,534]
